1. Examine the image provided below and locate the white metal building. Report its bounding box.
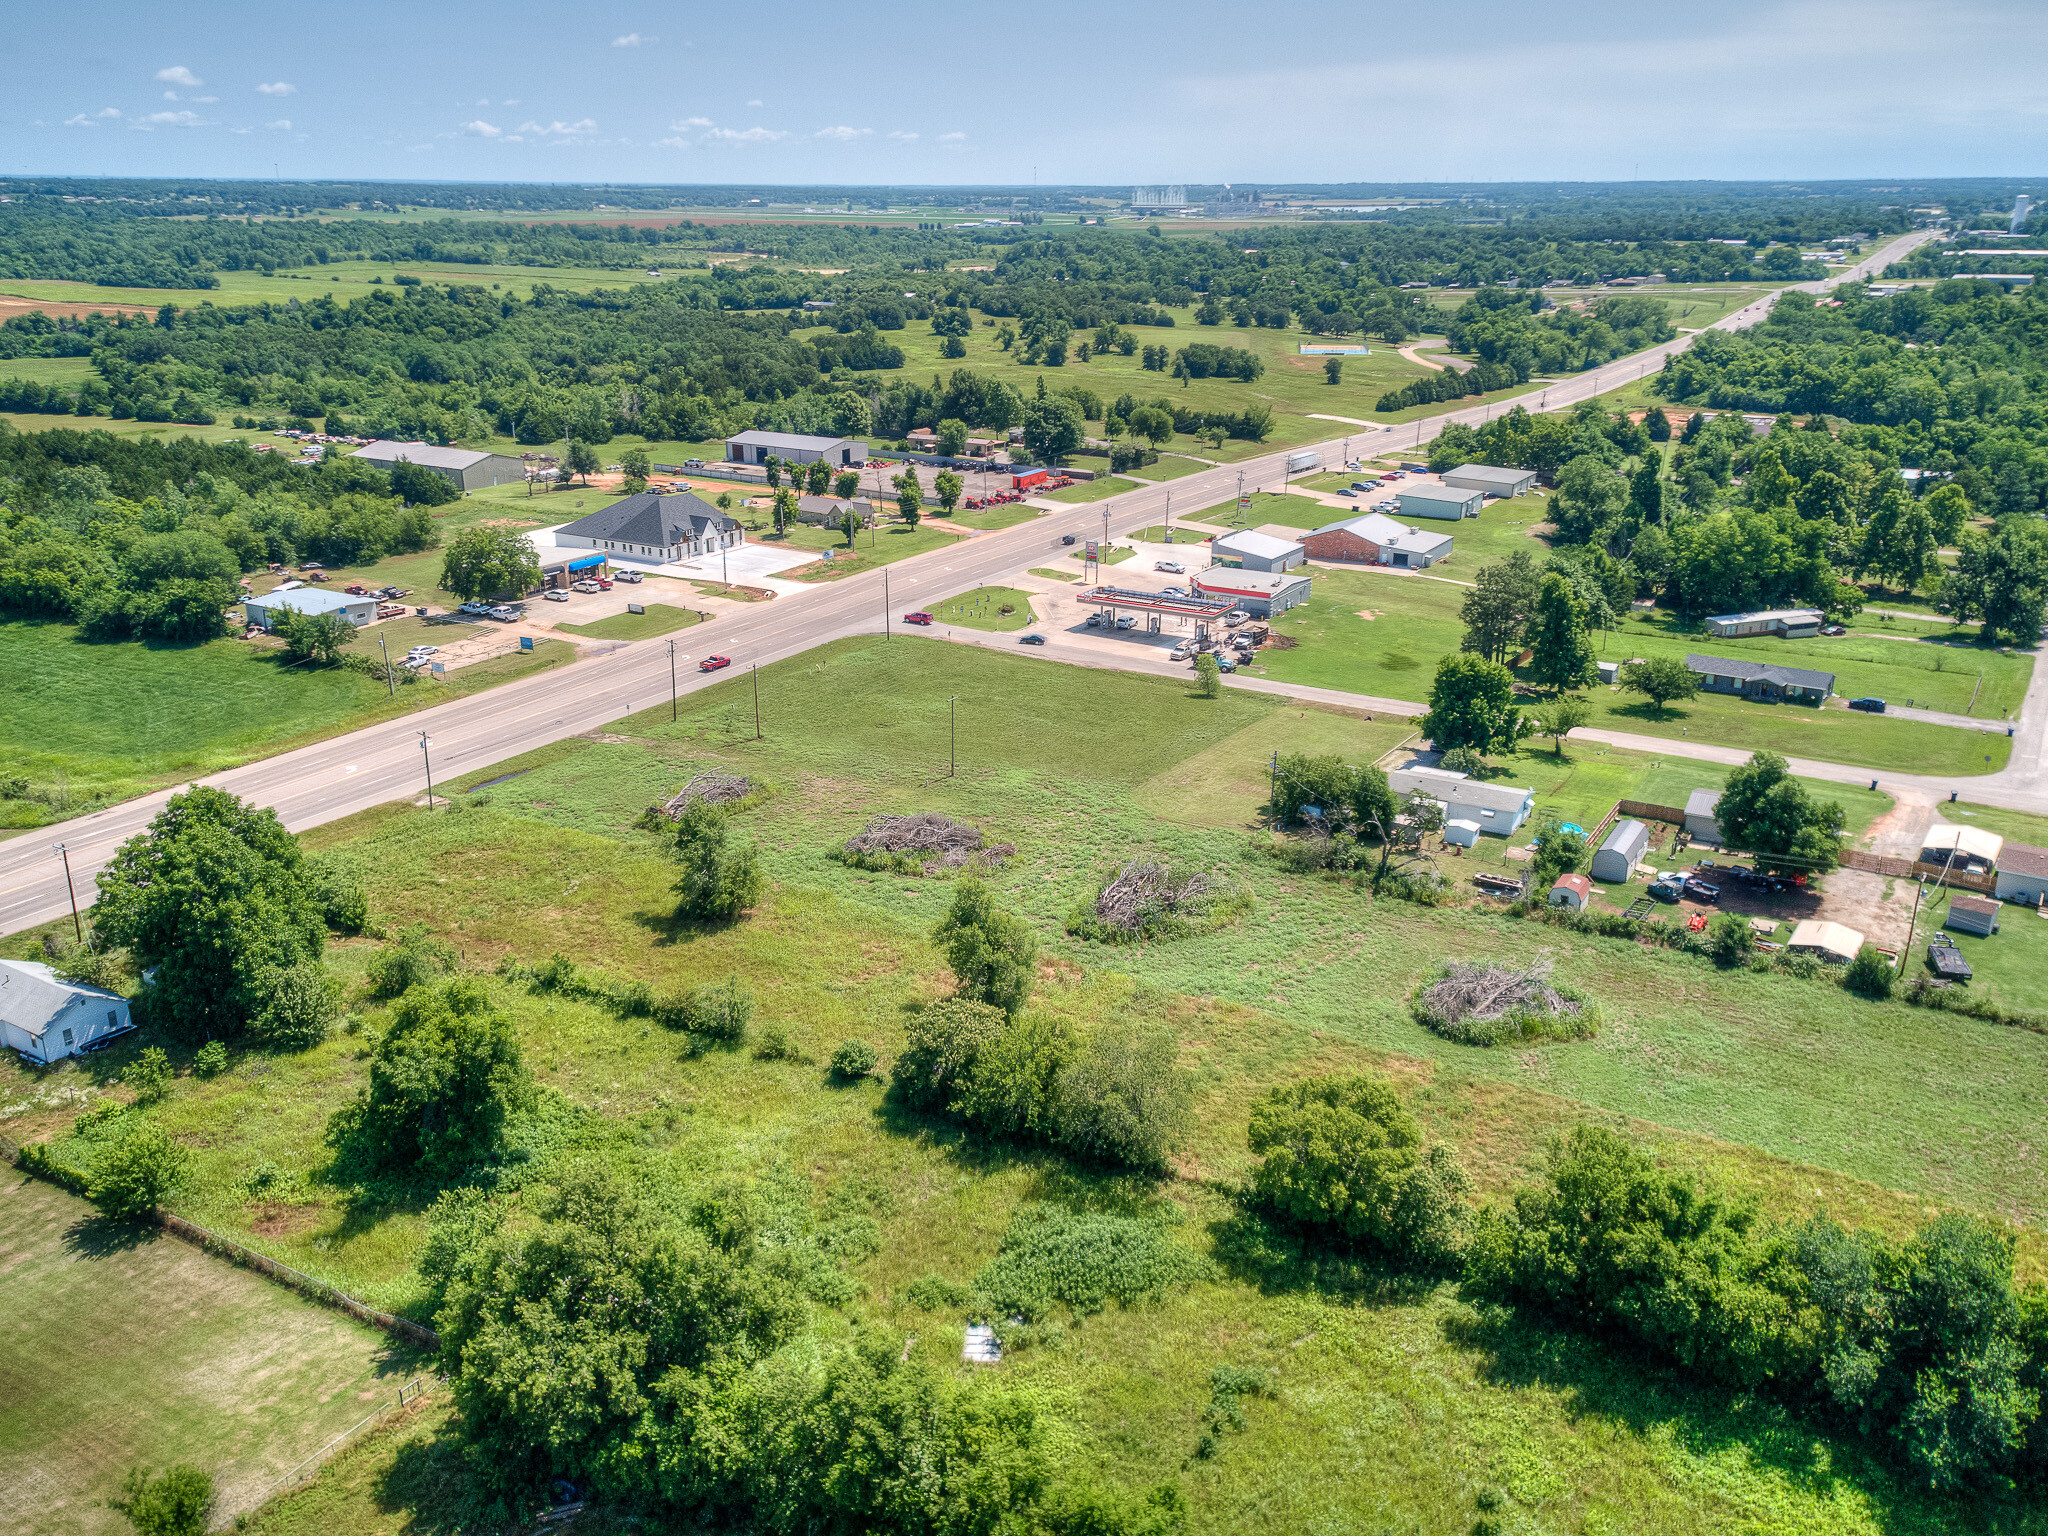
[1210,530,1306,572]
[1591,819,1650,883]
[1396,486,1485,521]
[0,960,133,1062]
[348,440,524,491]
[244,586,377,631]
[724,431,867,468]
[1441,464,1538,498]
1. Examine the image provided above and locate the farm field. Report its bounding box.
[0,1174,418,1536]
[6,636,2047,1533]
[0,261,699,311]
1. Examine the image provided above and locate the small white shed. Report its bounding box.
[1944,894,2001,937]
[1591,819,1650,884]
[1549,873,1592,910]
[1685,789,1723,845]
[0,960,133,1062]
[1789,919,1865,965]
[1443,819,1482,849]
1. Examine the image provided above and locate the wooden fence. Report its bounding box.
[1838,849,1998,893]
[0,1134,439,1351]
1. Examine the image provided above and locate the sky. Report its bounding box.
[5,0,2046,187]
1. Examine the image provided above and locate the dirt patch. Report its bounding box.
[0,292,160,322]
[246,1201,325,1237]
[1355,609,1379,621]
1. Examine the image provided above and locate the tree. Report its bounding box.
[669,801,764,921]
[248,962,341,1050]
[90,1124,191,1219]
[1128,405,1174,450]
[1714,750,1846,876]
[1645,406,1672,442]
[1021,396,1084,466]
[326,978,534,1176]
[840,509,859,548]
[1844,944,1895,999]
[1247,1075,1469,1267]
[893,997,1009,1113]
[1618,656,1699,713]
[832,468,861,500]
[1419,654,1521,754]
[619,446,651,483]
[762,456,783,491]
[107,1464,212,1536]
[1526,573,1598,692]
[1549,454,1627,544]
[1627,458,1664,525]
[893,467,923,525]
[936,418,970,457]
[1534,694,1592,756]
[934,470,963,512]
[1193,652,1222,698]
[1347,764,1397,838]
[1458,551,1544,665]
[804,458,832,497]
[440,525,541,601]
[1323,357,1343,385]
[1530,825,1589,888]
[1923,482,1972,546]
[1944,520,2048,645]
[1271,752,1355,826]
[388,459,460,507]
[771,486,796,536]
[932,876,1036,1017]
[564,438,600,484]
[92,787,324,1042]
[124,1046,173,1105]
[272,608,356,666]
[306,857,368,934]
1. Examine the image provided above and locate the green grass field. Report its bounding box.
[1124,453,1213,482]
[0,1174,420,1535]
[1194,492,1339,531]
[7,635,2047,1533]
[921,586,1038,631]
[756,521,961,581]
[1045,475,1140,503]
[0,261,698,310]
[938,503,1042,531]
[556,603,701,641]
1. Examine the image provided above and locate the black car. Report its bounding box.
[1019,633,1047,645]
[1683,878,1721,903]
[1061,534,1077,546]
[1848,696,1886,713]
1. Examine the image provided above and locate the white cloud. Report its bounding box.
[518,118,598,141]
[265,119,292,131]
[671,116,713,129]
[97,106,121,117]
[163,91,180,101]
[64,112,106,128]
[938,131,966,142]
[706,126,787,143]
[746,99,763,107]
[502,98,521,106]
[257,81,294,96]
[155,65,202,87]
[476,97,490,106]
[230,126,251,134]
[814,125,870,141]
[653,136,691,149]
[611,31,654,46]
[460,119,502,138]
[888,130,918,141]
[133,109,209,130]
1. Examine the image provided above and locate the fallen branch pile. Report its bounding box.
[660,773,753,818]
[1411,955,1596,1048]
[1094,859,1216,933]
[841,813,1013,870]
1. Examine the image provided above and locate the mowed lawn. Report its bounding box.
[0,1175,418,1535]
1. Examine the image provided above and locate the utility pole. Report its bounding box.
[53,843,83,945]
[667,638,678,721]
[884,568,891,636]
[722,543,730,594]
[950,695,958,777]
[1268,752,1277,826]
[752,664,762,740]
[417,731,436,808]
[378,632,394,696]
[1904,875,1926,963]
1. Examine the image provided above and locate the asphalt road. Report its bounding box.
[0,228,1952,935]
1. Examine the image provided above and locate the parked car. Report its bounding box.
[1154,560,1185,573]
[595,578,614,590]
[683,458,705,468]
[488,606,520,621]
[1647,879,1685,903]
[403,655,432,670]
[699,654,732,672]
[544,590,571,602]
[377,604,406,618]
[1223,610,1249,627]
[1018,633,1047,645]
[902,612,934,625]
[1215,657,1236,672]
[615,570,644,584]
[572,580,601,594]
[1848,696,1887,712]
[345,584,368,595]
[1821,623,1846,636]
[408,645,438,659]
[1169,645,1193,661]
[1160,586,1188,597]
[1683,878,1721,903]
[1114,616,1137,630]
[1336,488,1359,498]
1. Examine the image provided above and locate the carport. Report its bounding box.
[540,553,609,590]
[1074,584,1237,640]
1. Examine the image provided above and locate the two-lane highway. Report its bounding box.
[0,228,1944,934]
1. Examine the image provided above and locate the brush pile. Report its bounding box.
[837,813,1013,872]
[1410,956,1597,1047]
[1094,859,1217,934]
[658,773,753,818]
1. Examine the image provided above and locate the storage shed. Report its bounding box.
[1685,788,1724,845]
[1944,894,2002,936]
[0,959,133,1063]
[1549,873,1592,910]
[1591,819,1650,883]
[1788,919,1865,965]
[1441,464,1538,499]
[1442,818,1482,849]
[1994,842,2048,905]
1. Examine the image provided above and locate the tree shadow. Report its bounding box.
[371,1422,479,1535]
[61,1211,158,1259]
[1611,700,1688,725]
[628,905,739,948]
[1206,1199,1444,1308]
[1441,1303,1993,1531]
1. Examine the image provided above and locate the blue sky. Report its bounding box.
[5,0,2045,186]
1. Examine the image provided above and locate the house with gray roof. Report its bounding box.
[796,495,877,528]
[554,492,742,563]
[0,959,133,1063]
[1686,653,1835,705]
[1387,766,1535,835]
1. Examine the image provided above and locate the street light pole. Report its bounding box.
[52,843,83,945]
[417,730,436,809]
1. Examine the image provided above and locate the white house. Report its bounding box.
[244,586,377,631]
[1387,766,1535,836]
[553,491,743,563]
[0,959,133,1063]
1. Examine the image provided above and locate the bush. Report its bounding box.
[123,1046,173,1105]
[248,962,341,1050]
[1844,944,1896,999]
[932,876,1037,1016]
[1193,652,1222,698]
[1047,1027,1192,1174]
[108,1463,212,1536]
[89,1124,190,1218]
[753,1026,802,1062]
[670,802,765,921]
[1706,913,1754,967]
[893,997,1009,1112]
[364,923,457,998]
[306,857,369,934]
[829,1039,878,1080]
[191,1040,228,1077]
[654,976,753,1045]
[972,1204,1212,1321]
[50,939,123,991]
[906,1273,974,1310]
[1246,1075,1470,1267]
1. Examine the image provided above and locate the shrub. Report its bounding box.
[1706,913,1754,967]
[1193,652,1222,698]
[892,997,1009,1112]
[123,1046,174,1105]
[108,1463,213,1536]
[654,976,753,1045]
[1048,1027,1192,1174]
[829,1039,878,1080]
[1246,1075,1470,1267]
[1844,944,1896,999]
[932,876,1037,1016]
[89,1124,190,1218]
[972,1204,1212,1321]
[306,857,369,934]
[906,1273,973,1310]
[753,1026,802,1062]
[248,963,341,1050]
[364,923,457,998]
[51,940,124,991]
[191,1040,229,1077]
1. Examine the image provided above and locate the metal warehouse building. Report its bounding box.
[244,586,377,631]
[348,440,525,491]
[1396,486,1484,521]
[1193,568,1313,618]
[1441,463,1537,498]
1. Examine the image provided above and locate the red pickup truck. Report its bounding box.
[699,655,732,673]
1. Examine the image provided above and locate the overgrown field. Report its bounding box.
[6,638,2047,1533]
